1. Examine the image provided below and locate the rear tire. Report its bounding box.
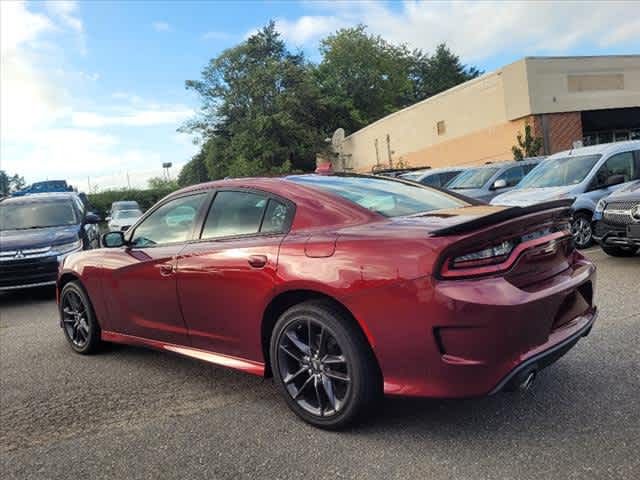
[270,300,381,429]
[601,245,638,257]
[60,281,102,354]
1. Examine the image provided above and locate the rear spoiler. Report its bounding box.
[431,199,574,237]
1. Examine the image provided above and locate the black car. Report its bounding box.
[592,180,640,256]
[0,193,101,291]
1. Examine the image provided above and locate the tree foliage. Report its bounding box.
[512,123,544,160]
[184,22,327,180]
[179,22,481,185]
[0,170,26,196]
[147,176,179,190]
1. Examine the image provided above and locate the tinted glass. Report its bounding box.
[131,194,206,246]
[593,152,637,186]
[447,167,500,189]
[440,171,462,185]
[0,200,79,230]
[420,174,441,187]
[289,175,466,217]
[518,155,601,188]
[202,191,269,239]
[497,166,524,187]
[261,199,291,234]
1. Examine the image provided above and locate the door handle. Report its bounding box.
[247,255,267,268]
[159,263,175,276]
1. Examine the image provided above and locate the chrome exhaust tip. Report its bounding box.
[519,370,537,392]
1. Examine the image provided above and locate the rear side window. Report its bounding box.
[420,174,441,187]
[201,191,291,239]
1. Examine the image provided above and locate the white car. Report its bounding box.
[108,209,143,231]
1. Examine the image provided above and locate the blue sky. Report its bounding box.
[2,1,639,190]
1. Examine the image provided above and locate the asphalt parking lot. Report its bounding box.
[1,247,639,480]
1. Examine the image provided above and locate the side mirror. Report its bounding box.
[605,174,625,187]
[491,179,508,190]
[85,212,101,224]
[102,231,126,248]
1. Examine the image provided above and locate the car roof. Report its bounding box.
[1,192,79,204]
[548,140,640,159]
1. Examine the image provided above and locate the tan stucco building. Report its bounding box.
[337,55,640,173]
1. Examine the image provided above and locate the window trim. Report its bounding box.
[194,187,296,244]
[126,191,212,249]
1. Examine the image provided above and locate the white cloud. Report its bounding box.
[1,2,196,188]
[273,0,640,61]
[71,107,193,128]
[152,21,172,32]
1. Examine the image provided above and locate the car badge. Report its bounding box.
[14,250,25,259]
[631,205,640,222]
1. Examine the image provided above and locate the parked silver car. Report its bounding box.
[445,158,543,202]
[398,167,466,188]
[491,140,640,248]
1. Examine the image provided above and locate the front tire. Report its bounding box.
[270,300,381,429]
[571,212,593,249]
[60,281,102,354]
[601,245,638,257]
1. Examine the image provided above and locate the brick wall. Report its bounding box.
[542,112,583,154]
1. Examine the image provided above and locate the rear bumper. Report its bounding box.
[489,308,596,394]
[347,256,597,399]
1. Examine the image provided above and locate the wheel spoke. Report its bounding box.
[285,330,310,356]
[324,370,350,383]
[321,375,337,411]
[322,354,346,365]
[283,366,307,384]
[314,378,324,416]
[279,344,303,363]
[293,375,314,400]
[317,326,326,357]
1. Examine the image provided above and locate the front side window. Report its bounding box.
[447,167,500,190]
[496,166,524,187]
[0,200,78,230]
[592,151,637,187]
[201,191,291,239]
[518,154,601,188]
[289,175,466,217]
[420,174,441,187]
[131,194,206,247]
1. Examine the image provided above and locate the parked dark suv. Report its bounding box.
[0,193,101,290]
[592,180,640,256]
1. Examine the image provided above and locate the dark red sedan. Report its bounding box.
[57,174,597,428]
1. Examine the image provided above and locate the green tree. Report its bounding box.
[178,148,210,187]
[0,171,26,195]
[410,43,481,100]
[147,176,179,190]
[512,123,544,160]
[184,21,327,179]
[315,25,416,134]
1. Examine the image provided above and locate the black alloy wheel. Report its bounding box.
[270,301,380,429]
[60,281,102,354]
[571,213,594,249]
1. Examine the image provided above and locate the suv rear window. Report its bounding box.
[289,175,466,217]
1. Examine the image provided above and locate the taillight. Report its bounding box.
[450,239,518,269]
[439,228,571,279]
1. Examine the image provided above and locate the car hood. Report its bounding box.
[607,180,640,201]
[0,225,80,251]
[490,186,576,206]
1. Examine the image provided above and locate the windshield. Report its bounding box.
[289,175,467,217]
[113,201,139,210]
[518,154,601,188]
[0,200,79,230]
[114,209,142,219]
[399,171,428,181]
[447,167,500,189]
